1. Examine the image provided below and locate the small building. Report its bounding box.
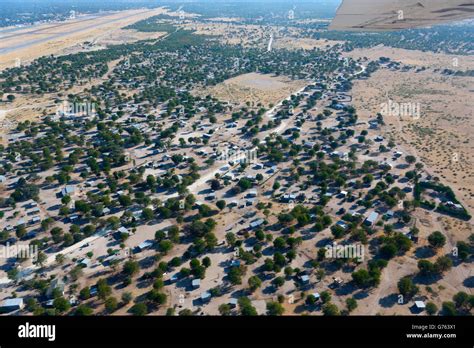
[205,192,216,201]
[336,221,349,231]
[169,273,179,283]
[229,298,238,308]
[30,216,41,225]
[364,212,379,227]
[229,259,241,267]
[332,277,343,287]
[192,279,201,289]
[46,278,65,299]
[79,258,92,268]
[246,189,258,198]
[281,193,297,203]
[60,185,75,197]
[414,301,426,311]
[201,291,211,302]
[137,240,153,251]
[299,274,310,284]
[0,298,24,312]
[27,207,40,215]
[249,218,264,230]
[117,226,131,235]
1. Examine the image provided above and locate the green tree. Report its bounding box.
[105,297,118,313]
[266,301,285,316]
[397,277,419,299]
[346,298,358,313]
[428,231,446,249]
[130,303,148,316]
[426,302,438,315]
[238,297,257,316]
[53,297,71,313]
[123,260,140,276]
[322,303,340,316]
[248,275,262,292]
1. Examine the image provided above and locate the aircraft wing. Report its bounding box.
[329,0,474,31]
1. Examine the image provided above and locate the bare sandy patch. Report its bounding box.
[351,68,474,210]
[193,72,308,107]
[274,37,343,50]
[344,46,474,71]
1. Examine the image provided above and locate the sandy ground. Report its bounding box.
[345,46,474,71]
[274,37,343,50]
[0,8,168,70]
[193,72,308,107]
[351,68,474,210]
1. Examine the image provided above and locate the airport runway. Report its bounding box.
[0,9,156,55]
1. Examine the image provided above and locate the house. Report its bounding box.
[246,189,258,198]
[228,298,238,308]
[364,212,379,227]
[46,278,65,299]
[192,279,201,289]
[79,258,92,268]
[205,192,216,201]
[311,292,321,301]
[245,198,256,206]
[0,298,24,312]
[117,226,131,235]
[137,240,153,251]
[414,301,426,311]
[299,275,310,284]
[201,291,211,302]
[30,215,41,224]
[169,273,180,283]
[27,207,40,215]
[229,259,241,267]
[336,220,349,230]
[60,185,75,197]
[249,219,264,230]
[228,200,239,208]
[280,193,297,203]
[330,103,345,110]
[339,190,348,198]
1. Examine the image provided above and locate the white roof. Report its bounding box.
[415,301,426,308]
[1,298,24,307]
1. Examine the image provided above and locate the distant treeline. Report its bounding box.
[314,25,474,55]
[0,0,161,28]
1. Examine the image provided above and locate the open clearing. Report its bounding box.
[351,67,474,210]
[344,45,474,71]
[193,72,308,107]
